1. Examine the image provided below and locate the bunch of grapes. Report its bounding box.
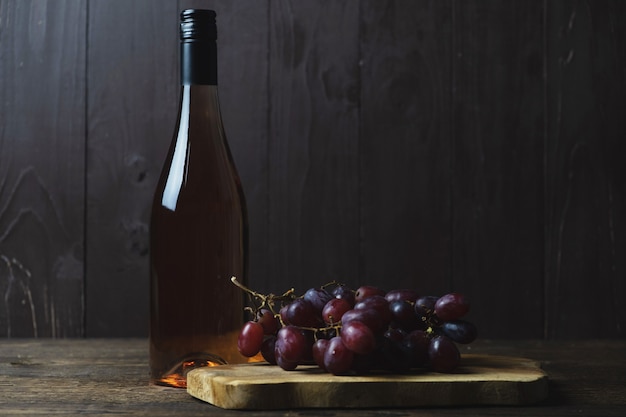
[232,277,477,376]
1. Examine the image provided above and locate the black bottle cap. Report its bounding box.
[180,9,217,42]
[179,9,217,85]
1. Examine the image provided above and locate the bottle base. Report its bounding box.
[151,354,227,388]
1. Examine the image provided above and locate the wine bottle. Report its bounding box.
[149,9,248,388]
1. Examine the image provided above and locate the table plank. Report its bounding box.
[1,339,625,416]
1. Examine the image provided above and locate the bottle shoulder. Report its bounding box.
[153,84,242,212]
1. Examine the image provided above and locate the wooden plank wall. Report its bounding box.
[0,0,624,339]
[0,0,86,337]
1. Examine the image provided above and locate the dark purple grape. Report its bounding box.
[322,298,352,324]
[321,327,338,340]
[389,299,424,332]
[389,299,416,322]
[434,293,470,321]
[385,289,419,303]
[304,287,333,313]
[414,295,441,327]
[355,295,392,326]
[351,352,375,374]
[440,320,477,344]
[341,320,376,355]
[283,298,321,328]
[403,330,430,367]
[384,327,407,342]
[275,325,308,364]
[237,321,264,357]
[414,295,439,317]
[279,304,290,325]
[300,329,315,363]
[341,308,385,334]
[260,336,277,364]
[331,285,356,305]
[275,351,298,371]
[355,285,386,303]
[379,338,411,373]
[312,338,330,370]
[324,336,354,375]
[257,308,280,335]
[428,335,460,372]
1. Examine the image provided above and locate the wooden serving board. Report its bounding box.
[186,354,548,409]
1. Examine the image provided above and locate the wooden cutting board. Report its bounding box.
[187,354,548,409]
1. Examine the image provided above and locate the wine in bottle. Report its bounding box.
[149,9,248,388]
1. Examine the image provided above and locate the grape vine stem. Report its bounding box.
[230,276,296,315]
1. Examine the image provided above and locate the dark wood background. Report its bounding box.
[1,0,624,340]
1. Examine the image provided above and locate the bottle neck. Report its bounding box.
[180,40,217,85]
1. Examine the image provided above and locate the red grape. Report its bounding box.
[354,295,392,325]
[341,308,385,334]
[275,352,298,371]
[275,325,308,364]
[312,338,330,370]
[340,320,377,355]
[257,308,279,335]
[323,336,354,375]
[283,298,320,328]
[331,285,356,305]
[354,285,386,303]
[279,304,290,324]
[260,336,277,364]
[385,289,419,303]
[322,298,352,324]
[434,293,470,321]
[304,287,333,313]
[237,321,264,357]
[428,335,460,372]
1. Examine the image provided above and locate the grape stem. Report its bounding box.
[231,276,343,338]
[230,276,296,316]
[231,276,265,299]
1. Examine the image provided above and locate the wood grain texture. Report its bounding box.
[267,1,361,292]
[544,1,626,338]
[86,0,178,336]
[0,0,86,337]
[187,355,548,409]
[360,0,454,295]
[451,1,546,338]
[1,1,625,339]
[2,339,625,416]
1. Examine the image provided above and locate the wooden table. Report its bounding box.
[1,339,625,416]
